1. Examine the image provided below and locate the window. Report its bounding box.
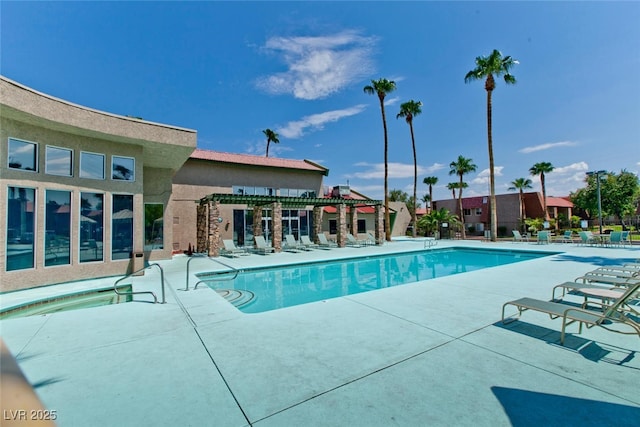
[6,187,36,271]
[329,219,337,234]
[112,156,135,181]
[45,190,71,266]
[45,146,73,176]
[357,219,366,234]
[144,204,164,251]
[80,152,105,180]
[463,208,471,216]
[112,195,133,260]
[8,138,37,172]
[80,192,104,263]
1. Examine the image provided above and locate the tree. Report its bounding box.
[508,177,533,231]
[529,162,554,220]
[465,49,518,241]
[446,182,458,199]
[262,129,279,158]
[423,176,438,213]
[364,78,397,241]
[417,208,459,238]
[389,189,409,203]
[449,155,477,239]
[571,170,640,228]
[397,100,423,238]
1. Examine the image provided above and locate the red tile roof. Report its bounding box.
[547,196,574,208]
[190,149,328,175]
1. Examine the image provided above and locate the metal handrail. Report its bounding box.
[185,254,240,291]
[114,263,166,304]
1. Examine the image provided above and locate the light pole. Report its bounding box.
[586,170,606,234]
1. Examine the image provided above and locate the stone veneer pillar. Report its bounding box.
[271,202,282,252]
[253,205,263,249]
[349,206,358,237]
[312,206,324,244]
[337,203,347,247]
[196,202,208,253]
[374,204,384,245]
[207,200,221,257]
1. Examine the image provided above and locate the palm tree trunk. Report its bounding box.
[541,173,548,220]
[458,174,466,239]
[410,122,417,238]
[519,189,524,231]
[487,87,497,242]
[379,96,391,241]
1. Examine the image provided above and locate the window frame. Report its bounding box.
[45,145,73,177]
[79,151,105,180]
[7,138,38,173]
[111,155,135,182]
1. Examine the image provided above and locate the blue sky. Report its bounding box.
[2,1,639,203]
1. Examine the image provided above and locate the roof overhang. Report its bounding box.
[200,193,382,208]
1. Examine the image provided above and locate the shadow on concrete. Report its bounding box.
[491,386,640,426]
[550,254,639,267]
[493,321,638,367]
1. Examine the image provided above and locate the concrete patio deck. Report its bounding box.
[1,239,639,426]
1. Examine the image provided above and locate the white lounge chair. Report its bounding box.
[317,233,337,248]
[512,230,528,242]
[221,239,249,257]
[253,235,275,254]
[300,235,321,250]
[502,281,640,345]
[284,234,307,252]
[346,233,366,247]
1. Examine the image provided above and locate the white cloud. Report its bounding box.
[519,140,578,154]
[423,163,445,174]
[548,161,588,175]
[277,104,366,139]
[256,30,377,100]
[384,96,400,106]
[471,166,503,185]
[347,162,430,180]
[244,140,293,157]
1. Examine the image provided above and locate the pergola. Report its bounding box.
[196,193,384,256]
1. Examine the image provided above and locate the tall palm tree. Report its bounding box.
[465,49,518,241]
[397,100,423,238]
[446,182,458,199]
[449,155,477,239]
[364,78,397,241]
[423,176,438,213]
[508,177,533,230]
[529,162,554,220]
[262,128,279,158]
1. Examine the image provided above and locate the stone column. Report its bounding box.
[349,206,358,237]
[375,204,384,245]
[337,203,347,247]
[207,200,221,257]
[313,206,324,244]
[272,202,282,252]
[253,205,263,248]
[196,202,208,253]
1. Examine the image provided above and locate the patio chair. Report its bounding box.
[221,239,249,257]
[578,231,597,246]
[284,234,308,252]
[621,231,631,247]
[575,271,639,287]
[501,281,640,345]
[346,233,366,247]
[253,235,275,255]
[551,279,639,315]
[300,235,321,250]
[366,232,378,246]
[512,230,528,243]
[536,231,551,244]
[607,231,623,247]
[317,233,338,248]
[555,230,576,244]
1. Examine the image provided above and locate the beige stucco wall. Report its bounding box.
[171,158,326,251]
[0,77,196,291]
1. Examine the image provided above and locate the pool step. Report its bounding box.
[215,289,255,308]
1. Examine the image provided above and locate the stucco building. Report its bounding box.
[1,76,197,291]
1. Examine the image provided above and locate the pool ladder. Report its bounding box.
[114,263,166,304]
[185,253,240,291]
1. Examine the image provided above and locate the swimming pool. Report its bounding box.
[197,247,553,313]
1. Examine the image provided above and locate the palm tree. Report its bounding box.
[465,49,518,241]
[423,176,438,213]
[262,128,279,158]
[529,162,554,220]
[364,78,397,241]
[449,155,477,239]
[417,208,459,238]
[446,182,457,199]
[397,100,423,238]
[508,177,533,231]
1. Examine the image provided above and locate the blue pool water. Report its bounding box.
[198,247,552,313]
